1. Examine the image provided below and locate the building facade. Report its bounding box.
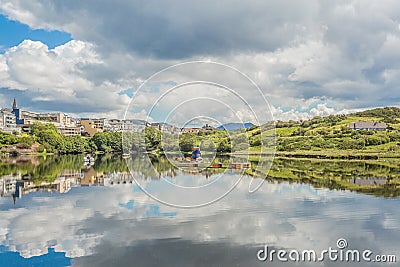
[80,118,105,136]
[0,108,18,133]
[150,122,179,134]
[104,119,149,133]
[349,121,387,131]
[58,125,84,136]
[10,98,80,135]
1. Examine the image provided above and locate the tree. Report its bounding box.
[144,127,161,151]
[179,133,195,152]
[92,132,111,152]
[0,131,17,146]
[217,139,231,152]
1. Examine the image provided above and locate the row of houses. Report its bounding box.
[80,120,184,136]
[2,98,82,136]
[0,98,152,136]
[0,98,193,136]
[0,98,222,137]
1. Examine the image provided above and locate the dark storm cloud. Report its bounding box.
[0,87,123,114]
[1,0,321,59]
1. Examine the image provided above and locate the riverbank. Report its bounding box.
[231,150,400,159]
[275,150,400,159]
[3,143,400,161]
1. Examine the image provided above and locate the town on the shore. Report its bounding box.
[1,98,390,137]
[0,98,218,136]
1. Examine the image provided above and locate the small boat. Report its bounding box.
[172,156,203,163]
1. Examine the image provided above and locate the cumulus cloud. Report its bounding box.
[0,0,400,119]
[4,40,93,93]
[0,40,131,115]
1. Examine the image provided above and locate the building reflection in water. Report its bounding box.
[0,170,82,204]
[348,176,387,186]
[0,166,187,203]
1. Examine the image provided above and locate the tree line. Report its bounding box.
[1,107,400,155]
[0,122,233,155]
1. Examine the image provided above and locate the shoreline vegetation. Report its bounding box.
[0,107,399,160]
[1,108,400,197]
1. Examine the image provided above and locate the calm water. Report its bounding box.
[0,155,400,266]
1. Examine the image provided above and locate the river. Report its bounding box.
[0,154,399,266]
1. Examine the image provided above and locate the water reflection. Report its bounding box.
[2,155,400,203]
[0,154,399,266]
[349,177,387,186]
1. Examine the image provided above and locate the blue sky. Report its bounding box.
[0,1,400,121]
[0,14,71,52]
[0,247,71,267]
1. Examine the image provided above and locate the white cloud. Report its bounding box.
[310,103,335,117]
[0,40,131,115]
[1,0,400,119]
[271,106,311,121]
[4,40,92,94]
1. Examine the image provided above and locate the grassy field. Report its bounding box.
[226,107,400,158]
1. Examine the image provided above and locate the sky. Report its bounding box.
[0,14,71,51]
[0,1,400,121]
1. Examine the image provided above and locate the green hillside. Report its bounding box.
[249,107,400,156]
[174,107,400,158]
[2,107,400,158]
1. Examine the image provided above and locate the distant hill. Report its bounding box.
[217,122,255,131]
[354,107,400,122]
[250,106,400,153]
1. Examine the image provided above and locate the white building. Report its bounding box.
[0,108,19,133]
[104,119,149,133]
[150,122,180,134]
[57,125,84,136]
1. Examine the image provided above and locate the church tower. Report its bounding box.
[12,97,17,110]
[11,97,23,124]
